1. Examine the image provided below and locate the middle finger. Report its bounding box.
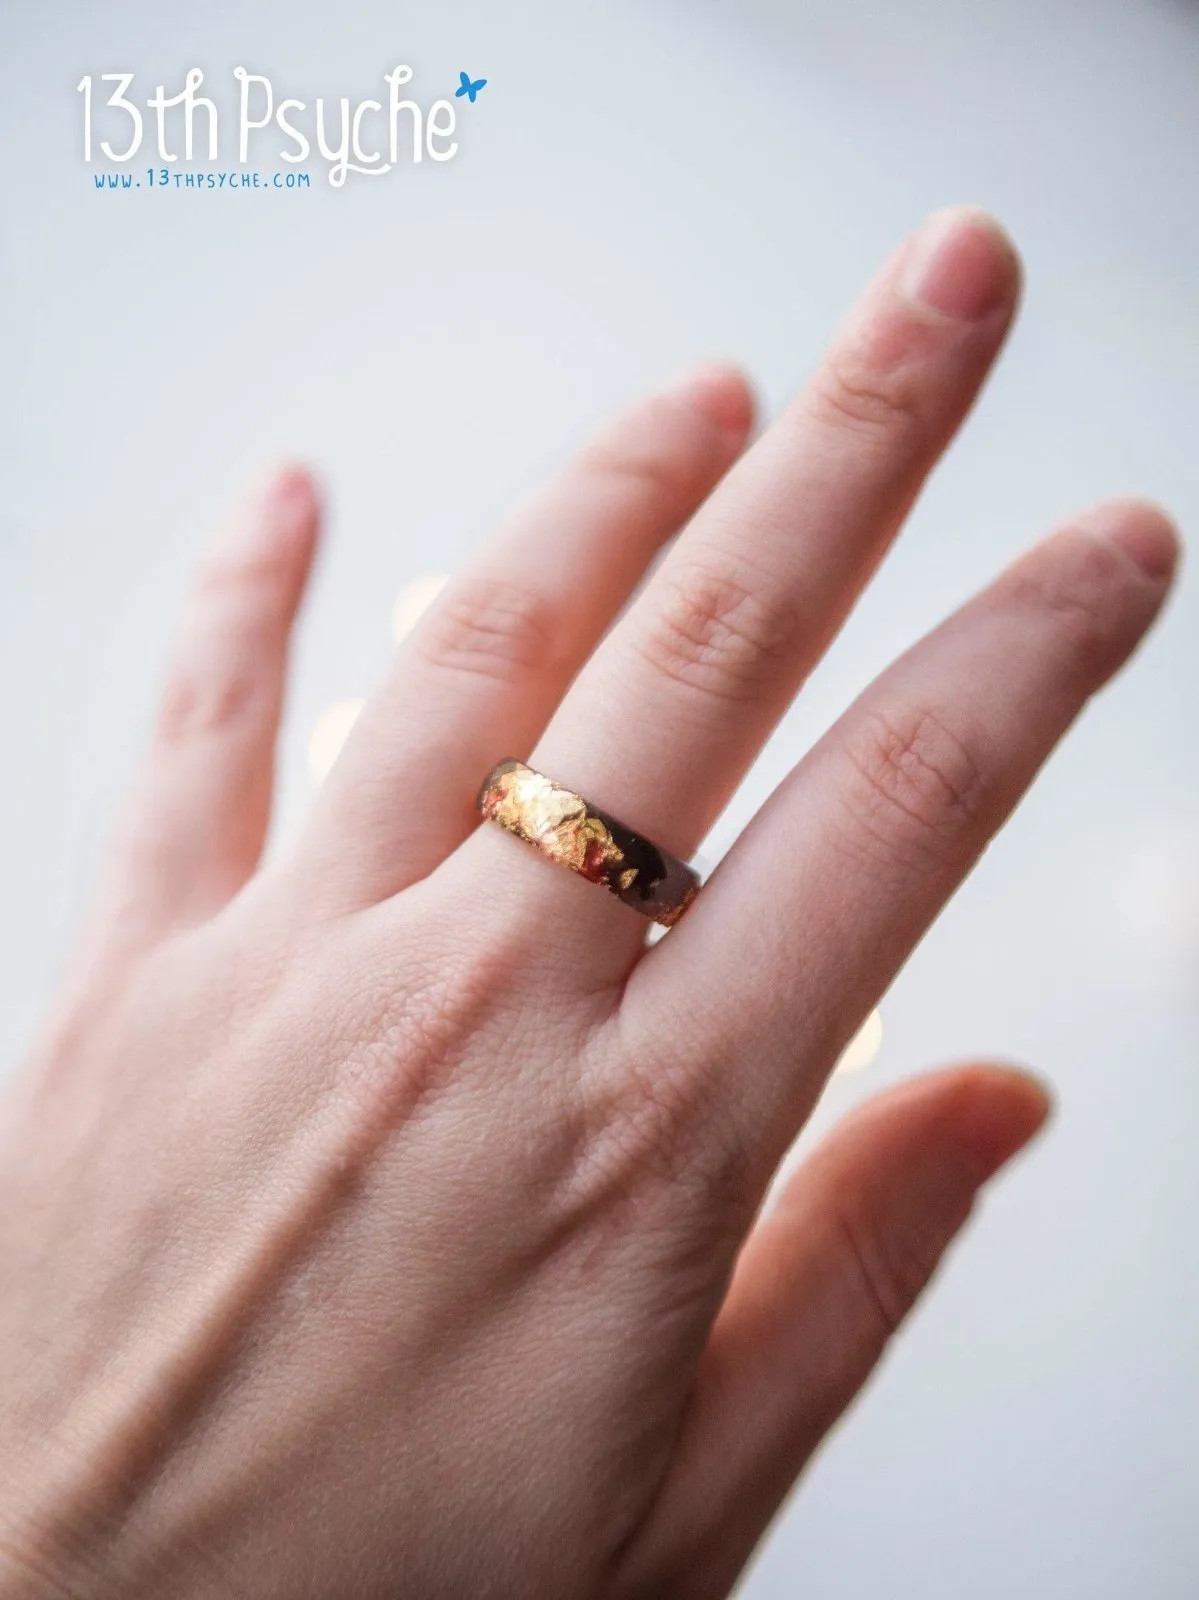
[458,208,1020,949]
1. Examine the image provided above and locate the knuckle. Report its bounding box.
[1007,530,1128,672]
[580,399,720,506]
[634,556,798,707]
[195,536,300,604]
[840,703,988,871]
[832,1199,943,1341]
[414,574,562,686]
[155,662,263,744]
[805,340,928,445]
[158,543,301,745]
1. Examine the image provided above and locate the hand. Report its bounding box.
[0,207,1177,1600]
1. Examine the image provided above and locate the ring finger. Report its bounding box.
[455,207,1021,958]
[295,365,754,910]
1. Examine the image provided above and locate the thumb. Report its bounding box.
[616,1064,1051,1600]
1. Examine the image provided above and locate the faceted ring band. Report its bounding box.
[476,759,701,928]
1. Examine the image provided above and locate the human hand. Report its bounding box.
[0,208,1178,1599]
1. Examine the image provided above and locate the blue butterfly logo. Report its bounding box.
[455,71,487,103]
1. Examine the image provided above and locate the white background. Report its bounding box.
[3,1,1197,1594]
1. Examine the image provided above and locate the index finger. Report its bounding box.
[626,499,1179,1168]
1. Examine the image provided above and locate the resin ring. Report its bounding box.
[476,759,701,927]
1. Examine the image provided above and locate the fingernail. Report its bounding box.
[1075,498,1181,583]
[900,206,1020,322]
[660,362,755,447]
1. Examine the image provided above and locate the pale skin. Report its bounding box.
[0,207,1180,1598]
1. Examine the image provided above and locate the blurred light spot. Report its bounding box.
[308,699,364,784]
[393,572,449,643]
[833,1009,883,1076]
